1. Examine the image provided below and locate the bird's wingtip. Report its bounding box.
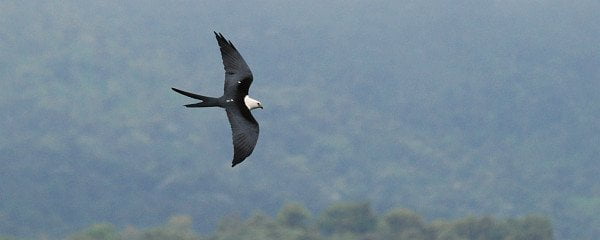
[231,159,243,167]
[171,87,184,94]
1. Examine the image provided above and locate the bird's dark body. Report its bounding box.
[172,32,260,167]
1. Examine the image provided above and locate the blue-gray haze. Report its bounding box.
[0,1,598,239]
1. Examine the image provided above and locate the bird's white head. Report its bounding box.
[244,95,263,110]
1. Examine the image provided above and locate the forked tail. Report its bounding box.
[171,87,220,108]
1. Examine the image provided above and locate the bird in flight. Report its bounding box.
[172,32,262,167]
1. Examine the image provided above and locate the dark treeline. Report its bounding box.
[2,203,552,240]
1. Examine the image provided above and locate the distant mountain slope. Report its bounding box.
[1,1,598,239]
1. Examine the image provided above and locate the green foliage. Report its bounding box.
[448,216,508,240]
[68,224,120,240]
[134,215,200,240]
[432,215,553,240]
[318,202,377,235]
[0,237,19,240]
[379,208,433,240]
[277,203,311,229]
[505,216,553,240]
[212,212,320,240]
[56,202,553,240]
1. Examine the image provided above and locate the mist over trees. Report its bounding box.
[1,1,598,239]
[4,202,553,240]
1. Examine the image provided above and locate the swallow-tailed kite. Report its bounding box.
[172,32,262,167]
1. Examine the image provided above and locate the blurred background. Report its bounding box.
[0,0,598,239]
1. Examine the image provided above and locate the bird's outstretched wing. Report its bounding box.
[214,32,253,97]
[226,103,259,167]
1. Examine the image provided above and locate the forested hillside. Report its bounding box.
[2,202,555,240]
[1,1,598,239]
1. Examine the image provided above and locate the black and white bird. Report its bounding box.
[172,32,262,167]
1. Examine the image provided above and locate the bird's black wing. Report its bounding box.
[225,103,259,167]
[214,32,253,97]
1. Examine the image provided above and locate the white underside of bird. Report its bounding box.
[244,95,262,110]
